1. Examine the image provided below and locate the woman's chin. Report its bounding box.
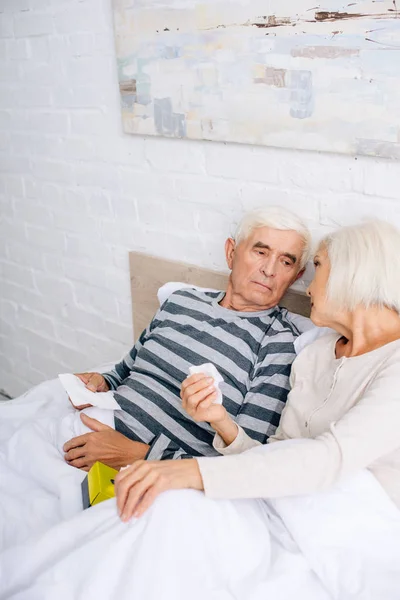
[310,309,325,328]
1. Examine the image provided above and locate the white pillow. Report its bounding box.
[157,282,333,354]
[157,282,217,306]
[293,326,334,354]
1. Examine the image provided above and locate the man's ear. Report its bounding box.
[294,267,305,282]
[225,238,236,270]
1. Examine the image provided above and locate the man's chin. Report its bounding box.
[252,281,273,293]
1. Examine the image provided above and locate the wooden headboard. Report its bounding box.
[129,252,311,339]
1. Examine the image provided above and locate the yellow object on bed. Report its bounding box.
[81,462,118,509]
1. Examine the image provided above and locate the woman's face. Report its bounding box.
[307,246,332,326]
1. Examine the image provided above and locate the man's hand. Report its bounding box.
[68,372,110,410]
[115,458,203,521]
[181,373,227,425]
[76,372,110,392]
[181,374,239,447]
[63,414,149,471]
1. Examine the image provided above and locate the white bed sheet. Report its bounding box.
[0,379,399,600]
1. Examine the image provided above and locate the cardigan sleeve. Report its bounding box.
[197,353,400,500]
[212,425,261,455]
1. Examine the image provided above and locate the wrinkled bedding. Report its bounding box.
[0,379,399,600]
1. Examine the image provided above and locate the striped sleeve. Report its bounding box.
[235,337,295,440]
[145,433,192,460]
[102,314,159,390]
[108,289,298,460]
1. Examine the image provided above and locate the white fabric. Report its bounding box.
[1,380,400,599]
[293,325,333,354]
[58,373,120,410]
[157,281,218,305]
[188,363,224,405]
[0,379,115,549]
[272,470,400,599]
[157,282,333,355]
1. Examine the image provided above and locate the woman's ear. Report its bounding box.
[225,238,236,270]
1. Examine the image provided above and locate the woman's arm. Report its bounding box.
[115,459,203,520]
[116,353,400,519]
[198,354,400,500]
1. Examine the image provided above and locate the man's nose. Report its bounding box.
[260,257,277,278]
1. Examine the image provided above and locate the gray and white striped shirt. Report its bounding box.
[103,289,300,460]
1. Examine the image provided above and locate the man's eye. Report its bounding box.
[257,250,265,255]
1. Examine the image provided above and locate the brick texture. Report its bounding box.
[0,0,399,397]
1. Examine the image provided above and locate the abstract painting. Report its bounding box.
[112,0,400,158]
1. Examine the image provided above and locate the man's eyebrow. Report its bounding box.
[253,242,297,264]
[284,253,297,264]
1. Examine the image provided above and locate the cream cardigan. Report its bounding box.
[197,333,400,508]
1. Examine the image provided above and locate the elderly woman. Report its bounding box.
[116,219,400,517]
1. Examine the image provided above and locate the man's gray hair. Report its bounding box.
[234,206,312,270]
[321,220,400,314]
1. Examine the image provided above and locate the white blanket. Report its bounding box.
[1,379,400,600]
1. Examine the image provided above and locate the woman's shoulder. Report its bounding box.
[298,334,400,371]
[372,338,400,367]
[291,332,339,378]
[296,331,339,359]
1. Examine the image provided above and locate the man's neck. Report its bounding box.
[219,290,276,313]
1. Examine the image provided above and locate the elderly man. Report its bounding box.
[63,207,311,471]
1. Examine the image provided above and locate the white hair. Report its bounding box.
[234,206,312,270]
[321,220,400,314]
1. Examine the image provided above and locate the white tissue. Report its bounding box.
[188,363,224,405]
[58,373,120,410]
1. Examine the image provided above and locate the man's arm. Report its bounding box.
[63,414,150,471]
[102,327,150,390]
[70,327,152,409]
[179,341,295,457]
[214,345,296,453]
[64,313,164,468]
[180,373,261,455]
[235,340,295,440]
[145,432,195,461]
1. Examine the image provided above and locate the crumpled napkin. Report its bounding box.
[188,363,224,405]
[58,373,120,410]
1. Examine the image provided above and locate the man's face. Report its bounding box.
[224,226,306,311]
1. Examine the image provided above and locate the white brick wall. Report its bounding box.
[1,0,399,397]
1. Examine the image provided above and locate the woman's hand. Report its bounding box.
[114,459,203,521]
[181,374,239,446]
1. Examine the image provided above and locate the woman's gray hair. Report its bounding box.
[321,220,400,314]
[234,206,312,270]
